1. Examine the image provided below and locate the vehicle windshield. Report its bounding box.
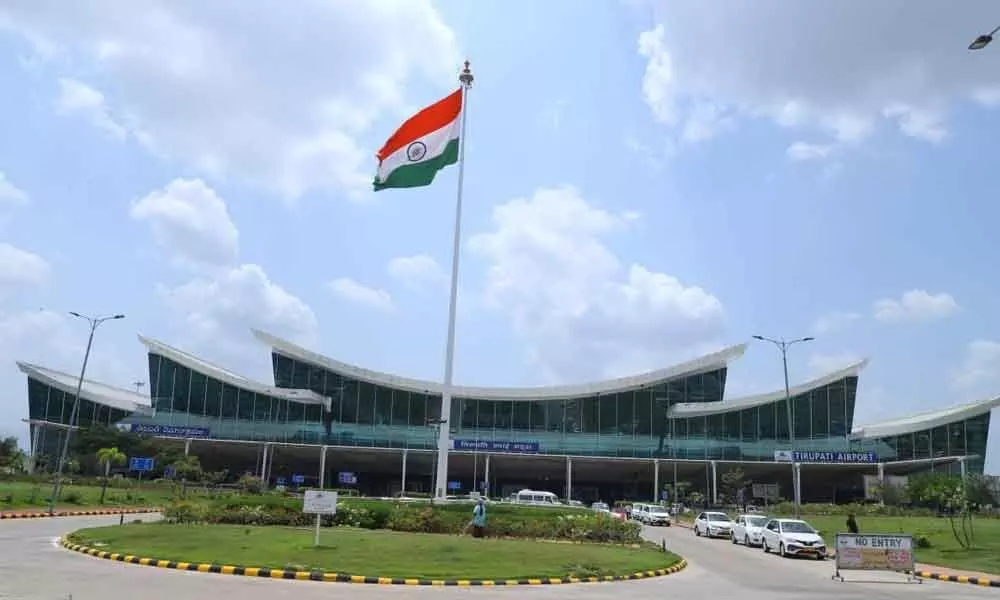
[707,513,731,522]
[746,516,769,527]
[781,521,815,534]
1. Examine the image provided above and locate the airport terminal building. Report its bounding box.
[18,330,999,504]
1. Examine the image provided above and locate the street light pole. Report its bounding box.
[427,418,448,498]
[969,25,1000,50]
[752,334,814,519]
[48,312,125,514]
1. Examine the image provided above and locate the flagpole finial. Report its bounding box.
[459,60,474,88]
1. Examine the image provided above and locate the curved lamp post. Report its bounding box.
[969,25,1000,51]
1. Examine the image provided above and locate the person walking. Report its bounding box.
[846,513,859,534]
[471,498,487,538]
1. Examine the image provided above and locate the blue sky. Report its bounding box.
[1,0,999,472]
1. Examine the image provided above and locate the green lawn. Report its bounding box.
[802,515,1000,575]
[68,523,681,580]
[0,480,175,511]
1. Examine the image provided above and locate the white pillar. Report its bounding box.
[565,456,573,502]
[434,422,451,500]
[401,449,408,494]
[653,459,660,503]
[484,454,491,498]
[184,438,192,456]
[959,457,967,479]
[710,460,718,506]
[28,425,41,474]
[793,462,802,510]
[877,462,885,505]
[318,445,328,489]
[259,443,269,480]
[672,461,678,506]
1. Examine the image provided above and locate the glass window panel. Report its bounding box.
[810,389,829,438]
[740,407,756,442]
[724,410,741,440]
[617,393,635,436]
[460,398,477,430]
[530,401,547,432]
[913,429,931,459]
[409,393,428,427]
[188,371,207,417]
[828,391,847,437]
[391,389,410,426]
[513,400,531,431]
[634,391,653,436]
[374,384,392,426]
[758,404,775,439]
[341,382,358,424]
[582,397,600,434]
[237,389,254,421]
[204,376,222,419]
[545,401,564,435]
[949,421,967,455]
[356,382,375,426]
[965,414,990,458]
[272,354,294,387]
[930,426,948,457]
[221,384,238,419]
[599,394,617,434]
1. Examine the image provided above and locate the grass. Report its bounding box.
[0,480,176,511]
[802,514,1000,576]
[67,523,681,580]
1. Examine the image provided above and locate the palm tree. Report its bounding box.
[96,447,126,504]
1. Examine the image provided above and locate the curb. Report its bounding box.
[915,571,1000,587]
[1,508,159,520]
[61,538,688,585]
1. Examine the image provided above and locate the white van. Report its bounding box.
[510,489,562,506]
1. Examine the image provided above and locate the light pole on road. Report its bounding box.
[48,312,125,514]
[969,25,1000,51]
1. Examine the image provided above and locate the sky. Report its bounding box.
[0,0,999,473]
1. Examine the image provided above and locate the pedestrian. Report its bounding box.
[846,513,859,534]
[471,497,487,538]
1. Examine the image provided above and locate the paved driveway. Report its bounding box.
[1,515,996,599]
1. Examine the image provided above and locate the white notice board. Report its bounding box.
[833,533,917,582]
[303,490,338,515]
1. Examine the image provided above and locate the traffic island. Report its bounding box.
[62,523,687,585]
[1,507,160,519]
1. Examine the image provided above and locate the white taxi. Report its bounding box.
[761,518,827,559]
[693,511,733,538]
[731,514,769,546]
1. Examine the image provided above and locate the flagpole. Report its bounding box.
[434,60,474,501]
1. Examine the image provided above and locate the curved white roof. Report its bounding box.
[252,329,747,401]
[667,360,869,418]
[851,394,1000,439]
[138,335,331,409]
[17,361,152,415]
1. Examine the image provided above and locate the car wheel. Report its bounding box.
[762,539,769,553]
[694,525,700,536]
[744,535,750,546]
[731,532,737,544]
[779,543,786,558]
[815,553,825,561]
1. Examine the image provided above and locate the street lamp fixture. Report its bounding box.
[48,312,126,514]
[969,26,1000,51]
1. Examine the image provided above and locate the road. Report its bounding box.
[0,515,996,599]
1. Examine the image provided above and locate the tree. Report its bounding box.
[0,437,27,473]
[96,447,127,504]
[169,455,203,498]
[719,467,746,504]
[907,473,974,549]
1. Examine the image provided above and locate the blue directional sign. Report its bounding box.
[276,477,287,486]
[129,457,155,472]
[338,471,357,485]
[447,481,462,491]
[291,474,305,485]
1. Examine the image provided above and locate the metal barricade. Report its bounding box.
[832,533,920,583]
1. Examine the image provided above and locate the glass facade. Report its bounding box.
[19,345,994,476]
[664,376,859,460]
[270,352,727,457]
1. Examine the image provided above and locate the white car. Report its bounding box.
[761,518,827,559]
[693,511,733,538]
[643,505,672,526]
[630,503,650,521]
[731,514,769,546]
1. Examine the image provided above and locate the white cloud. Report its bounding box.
[0,172,29,208]
[468,185,726,381]
[636,1,1000,151]
[812,311,862,334]
[0,242,50,287]
[808,352,862,376]
[130,178,240,268]
[54,77,127,139]
[872,289,959,323]
[328,277,395,313]
[158,264,319,354]
[1,0,460,200]
[951,339,1000,390]
[387,254,446,291]
[787,141,835,162]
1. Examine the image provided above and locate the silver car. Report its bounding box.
[693,511,733,538]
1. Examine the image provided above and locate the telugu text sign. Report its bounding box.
[452,439,540,453]
[834,534,914,572]
[130,423,211,438]
[303,490,338,515]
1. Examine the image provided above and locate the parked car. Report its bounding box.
[761,518,827,559]
[693,511,733,538]
[630,503,650,521]
[643,504,672,526]
[591,501,611,514]
[731,514,769,546]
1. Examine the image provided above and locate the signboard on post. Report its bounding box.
[303,490,338,547]
[129,457,155,472]
[338,471,357,485]
[752,483,779,500]
[291,474,305,486]
[833,533,918,582]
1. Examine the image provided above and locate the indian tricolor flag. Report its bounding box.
[373,88,462,191]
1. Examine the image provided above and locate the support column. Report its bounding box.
[28,425,41,474]
[710,460,718,506]
[259,443,269,480]
[876,462,885,505]
[401,449,408,495]
[318,445,328,489]
[793,462,802,517]
[959,457,967,479]
[653,459,660,504]
[565,456,573,502]
[484,454,491,498]
[184,438,192,456]
[672,461,678,508]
